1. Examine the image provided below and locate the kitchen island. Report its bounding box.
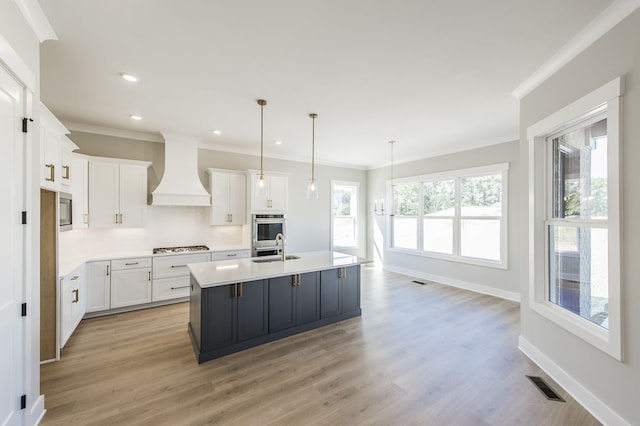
[188,251,370,363]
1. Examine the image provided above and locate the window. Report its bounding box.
[527,77,622,360]
[389,163,508,268]
[331,181,359,249]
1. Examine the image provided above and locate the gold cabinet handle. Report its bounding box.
[231,284,237,299]
[70,275,80,281]
[72,289,79,303]
[238,282,243,298]
[170,285,191,290]
[62,165,70,180]
[45,164,55,182]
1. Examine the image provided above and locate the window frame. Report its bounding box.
[526,77,622,360]
[388,163,509,269]
[330,180,360,250]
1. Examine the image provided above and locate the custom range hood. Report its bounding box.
[151,132,210,206]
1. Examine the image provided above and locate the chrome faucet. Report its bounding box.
[275,233,285,261]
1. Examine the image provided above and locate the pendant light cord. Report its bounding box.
[311,114,316,180]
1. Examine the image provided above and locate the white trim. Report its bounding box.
[518,336,631,426]
[512,0,640,98]
[64,121,164,143]
[526,77,623,361]
[0,33,35,90]
[389,162,509,185]
[526,77,623,139]
[383,264,520,302]
[13,0,57,42]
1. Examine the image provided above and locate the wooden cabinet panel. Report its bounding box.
[208,169,246,225]
[202,284,236,352]
[110,268,152,309]
[296,272,320,326]
[268,276,295,333]
[85,261,111,313]
[236,280,268,342]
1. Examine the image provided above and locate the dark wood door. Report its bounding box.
[341,266,360,314]
[320,269,341,319]
[202,284,237,351]
[268,276,295,332]
[237,279,269,342]
[296,272,320,325]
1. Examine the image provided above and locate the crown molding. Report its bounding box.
[14,0,57,42]
[512,0,640,99]
[64,121,164,142]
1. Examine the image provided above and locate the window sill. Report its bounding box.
[388,247,507,270]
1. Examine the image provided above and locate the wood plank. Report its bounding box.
[40,267,601,425]
[40,189,57,362]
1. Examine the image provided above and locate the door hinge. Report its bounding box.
[21,303,27,317]
[22,117,33,133]
[21,211,27,225]
[20,394,26,410]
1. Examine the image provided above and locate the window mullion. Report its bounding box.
[454,177,461,256]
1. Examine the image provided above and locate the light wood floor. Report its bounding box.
[40,267,600,425]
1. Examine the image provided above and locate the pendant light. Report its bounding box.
[256,99,267,196]
[307,113,319,199]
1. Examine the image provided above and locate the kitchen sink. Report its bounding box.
[252,255,300,263]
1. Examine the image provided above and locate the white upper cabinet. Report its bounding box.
[88,157,151,228]
[207,169,246,225]
[59,136,76,190]
[39,104,77,192]
[248,172,288,213]
[70,153,89,229]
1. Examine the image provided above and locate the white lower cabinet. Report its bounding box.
[85,261,111,313]
[60,265,86,348]
[110,257,152,308]
[152,253,210,301]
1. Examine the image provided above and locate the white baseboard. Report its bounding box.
[30,394,46,425]
[518,336,630,426]
[382,264,520,302]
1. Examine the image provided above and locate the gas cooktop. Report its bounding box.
[152,245,210,255]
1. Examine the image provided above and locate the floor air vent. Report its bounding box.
[412,280,428,285]
[526,376,565,402]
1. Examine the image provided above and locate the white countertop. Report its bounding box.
[58,245,250,278]
[189,251,371,288]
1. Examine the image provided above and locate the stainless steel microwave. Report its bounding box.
[252,214,285,256]
[59,192,72,231]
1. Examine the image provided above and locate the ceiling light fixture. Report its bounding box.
[212,130,222,135]
[130,115,142,121]
[274,140,283,145]
[256,99,267,195]
[121,73,138,82]
[307,113,319,199]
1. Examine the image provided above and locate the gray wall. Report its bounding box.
[367,140,521,299]
[519,9,640,423]
[70,132,368,257]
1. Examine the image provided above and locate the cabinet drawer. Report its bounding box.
[111,257,152,270]
[153,253,211,279]
[153,277,191,301]
[211,249,251,261]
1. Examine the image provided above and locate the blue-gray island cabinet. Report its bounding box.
[187,251,368,363]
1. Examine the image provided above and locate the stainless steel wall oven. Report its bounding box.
[252,214,286,256]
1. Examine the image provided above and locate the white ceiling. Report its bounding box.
[39,0,615,169]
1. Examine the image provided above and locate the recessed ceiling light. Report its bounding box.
[130,115,142,121]
[121,73,139,82]
[274,140,283,145]
[212,130,222,135]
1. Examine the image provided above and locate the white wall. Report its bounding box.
[61,132,368,259]
[519,9,640,424]
[366,140,521,301]
[0,0,46,424]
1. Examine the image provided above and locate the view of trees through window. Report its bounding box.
[391,165,506,265]
[548,117,609,329]
[332,183,358,248]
